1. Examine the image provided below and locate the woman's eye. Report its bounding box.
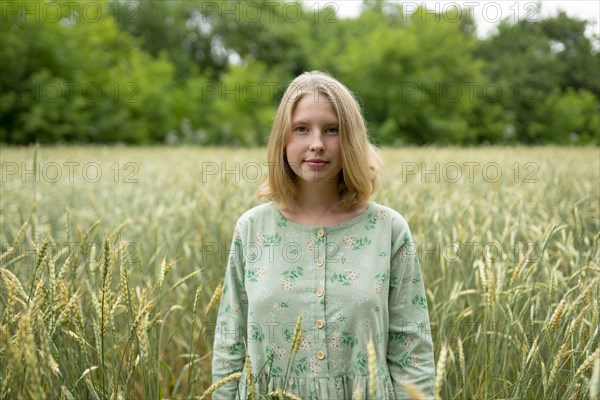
[325,128,339,135]
[294,126,308,134]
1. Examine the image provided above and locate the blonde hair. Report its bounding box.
[256,71,382,210]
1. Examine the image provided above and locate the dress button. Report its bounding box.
[316,259,324,267]
[315,288,324,297]
[315,320,324,329]
[316,351,326,360]
[316,228,325,238]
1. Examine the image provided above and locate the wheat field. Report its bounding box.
[0,145,598,399]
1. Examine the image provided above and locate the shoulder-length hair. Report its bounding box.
[257,71,382,210]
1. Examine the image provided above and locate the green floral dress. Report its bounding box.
[211,201,435,399]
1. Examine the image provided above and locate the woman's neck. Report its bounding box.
[291,180,342,215]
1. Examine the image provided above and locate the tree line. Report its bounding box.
[1,0,598,145]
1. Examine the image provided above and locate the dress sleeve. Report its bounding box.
[211,219,248,399]
[387,218,435,399]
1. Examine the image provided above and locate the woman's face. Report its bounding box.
[285,92,342,186]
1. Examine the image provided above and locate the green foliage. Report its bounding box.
[0,0,178,144]
[202,61,290,146]
[1,0,598,145]
[336,6,483,145]
[476,8,600,144]
[530,88,600,144]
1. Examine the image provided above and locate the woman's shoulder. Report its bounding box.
[233,202,279,227]
[368,201,411,229]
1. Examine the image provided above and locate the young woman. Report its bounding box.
[211,71,435,399]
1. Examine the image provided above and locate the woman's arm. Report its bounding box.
[387,220,435,399]
[211,220,248,399]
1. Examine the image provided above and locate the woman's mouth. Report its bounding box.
[304,159,329,168]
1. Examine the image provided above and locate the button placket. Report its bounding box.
[314,227,328,365]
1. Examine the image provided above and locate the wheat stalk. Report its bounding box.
[548,343,571,388]
[367,337,377,399]
[435,341,448,400]
[245,353,256,400]
[0,221,28,262]
[290,314,303,354]
[265,389,302,400]
[457,337,466,392]
[574,347,600,378]
[402,382,426,400]
[589,357,599,400]
[549,298,566,333]
[198,371,242,400]
[487,269,496,309]
[206,280,223,315]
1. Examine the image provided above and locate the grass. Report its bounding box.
[0,145,599,399]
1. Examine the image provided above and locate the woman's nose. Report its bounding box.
[309,132,324,151]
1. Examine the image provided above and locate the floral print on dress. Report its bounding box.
[410,354,421,367]
[211,202,435,400]
[412,294,428,309]
[351,236,372,250]
[255,232,282,247]
[245,265,267,283]
[291,356,308,375]
[341,331,358,348]
[330,268,360,286]
[308,358,322,376]
[270,343,286,360]
[277,214,288,227]
[365,210,388,230]
[281,265,303,291]
[353,351,368,375]
[224,303,240,315]
[299,335,314,351]
[374,271,390,294]
[342,235,357,249]
[250,325,265,343]
[394,352,411,370]
[306,236,317,251]
[329,332,342,349]
[273,301,289,313]
[390,331,415,348]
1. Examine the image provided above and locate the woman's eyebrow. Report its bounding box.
[291,119,339,126]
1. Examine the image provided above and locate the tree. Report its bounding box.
[335,6,483,144]
[476,6,599,144]
[539,11,600,96]
[0,0,179,144]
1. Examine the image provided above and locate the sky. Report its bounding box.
[304,1,600,38]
